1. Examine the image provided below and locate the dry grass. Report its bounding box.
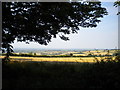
[0,56,116,63]
[1,49,117,63]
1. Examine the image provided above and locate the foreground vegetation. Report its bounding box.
[3,58,120,88]
[3,50,120,88]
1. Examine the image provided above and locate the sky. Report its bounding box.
[12,2,118,50]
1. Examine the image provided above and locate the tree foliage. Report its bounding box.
[114,1,120,15]
[2,2,107,53]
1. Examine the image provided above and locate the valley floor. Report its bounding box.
[0,56,116,63]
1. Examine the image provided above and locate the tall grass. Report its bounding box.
[3,58,120,88]
[3,49,120,88]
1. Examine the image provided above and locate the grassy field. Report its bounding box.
[1,49,117,63]
[3,60,120,88]
[0,56,116,63]
[2,50,120,88]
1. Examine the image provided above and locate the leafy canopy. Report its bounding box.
[2,2,107,52]
[114,1,120,15]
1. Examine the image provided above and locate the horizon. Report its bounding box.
[14,47,117,50]
[13,48,118,54]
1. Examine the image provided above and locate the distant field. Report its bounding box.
[1,49,117,63]
[0,56,116,63]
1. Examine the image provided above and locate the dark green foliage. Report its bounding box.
[114,1,120,15]
[2,2,107,53]
[114,1,120,6]
[3,60,120,89]
[113,50,120,56]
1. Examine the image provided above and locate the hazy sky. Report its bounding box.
[12,2,118,50]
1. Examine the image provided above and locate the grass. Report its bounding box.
[0,55,116,63]
[3,50,120,88]
[3,59,120,88]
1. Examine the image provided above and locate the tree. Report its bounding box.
[2,2,107,61]
[114,1,120,15]
[70,53,73,57]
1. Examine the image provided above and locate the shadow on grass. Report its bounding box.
[3,59,120,88]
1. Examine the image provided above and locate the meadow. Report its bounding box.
[1,49,117,63]
[2,49,120,88]
[0,56,116,63]
[3,60,120,88]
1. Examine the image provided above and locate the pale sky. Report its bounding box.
[12,2,118,50]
